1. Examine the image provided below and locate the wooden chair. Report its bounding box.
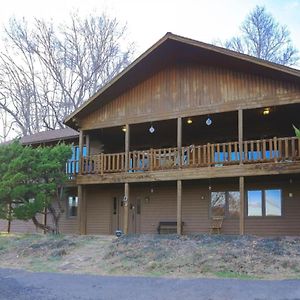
[210,216,223,234]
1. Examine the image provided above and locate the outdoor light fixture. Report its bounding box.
[122,125,126,132]
[187,118,193,124]
[263,107,270,115]
[149,125,155,133]
[206,117,212,126]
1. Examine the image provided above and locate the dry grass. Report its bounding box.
[1,232,300,279]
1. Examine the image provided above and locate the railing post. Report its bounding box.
[150,148,154,171]
[274,137,278,162]
[100,153,104,175]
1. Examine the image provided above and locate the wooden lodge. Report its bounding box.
[2,33,300,236]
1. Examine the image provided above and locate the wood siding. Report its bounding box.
[85,185,114,234]
[3,177,299,236]
[80,63,300,129]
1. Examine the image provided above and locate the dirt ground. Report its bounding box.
[1,233,300,279]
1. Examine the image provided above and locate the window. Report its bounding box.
[247,190,263,216]
[68,196,78,217]
[228,192,240,217]
[211,191,240,218]
[265,190,282,216]
[66,145,87,175]
[247,189,282,217]
[211,192,226,217]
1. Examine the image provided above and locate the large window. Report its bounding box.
[247,189,282,217]
[211,191,240,218]
[68,196,78,217]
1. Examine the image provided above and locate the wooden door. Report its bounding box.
[129,197,141,234]
[112,196,124,234]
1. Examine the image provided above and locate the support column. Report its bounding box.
[238,109,243,165]
[124,124,130,234]
[85,134,90,156]
[78,185,86,235]
[177,180,182,235]
[239,176,245,235]
[123,183,129,234]
[78,130,84,174]
[177,117,182,166]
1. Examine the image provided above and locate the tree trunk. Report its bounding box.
[7,203,12,234]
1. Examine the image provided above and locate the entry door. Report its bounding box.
[112,196,124,233]
[129,197,141,234]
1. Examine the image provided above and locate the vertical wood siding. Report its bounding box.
[81,63,300,129]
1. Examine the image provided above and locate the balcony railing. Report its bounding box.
[80,136,300,175]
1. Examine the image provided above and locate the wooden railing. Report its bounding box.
[79,136,300,175]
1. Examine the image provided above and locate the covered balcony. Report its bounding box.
[75,103,300,184]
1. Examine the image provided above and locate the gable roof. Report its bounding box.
[64,32,300,129]
[1,128,79,146]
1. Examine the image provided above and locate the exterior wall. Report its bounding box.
[0,219,40,233]
[85,185,117,234]
[80,62,300,130]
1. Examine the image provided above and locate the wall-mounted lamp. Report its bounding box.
[122,125,127,132]
[263,107,270,115]
[187,118,193,125]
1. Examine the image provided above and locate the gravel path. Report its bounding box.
[0,268,300,300]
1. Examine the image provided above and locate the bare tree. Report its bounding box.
[0,13,134,137]
[223,6,299,66]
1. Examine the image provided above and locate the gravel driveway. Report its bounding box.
[1,268,300,300]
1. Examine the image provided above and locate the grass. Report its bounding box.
[0,233,300,280]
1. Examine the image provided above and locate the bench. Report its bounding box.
[157,221,184,234]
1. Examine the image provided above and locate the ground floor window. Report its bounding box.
[210,191,240,218]
[247,189,282,217]
[68,196,78,217]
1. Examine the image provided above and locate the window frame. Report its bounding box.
[210,191,240,219]
[246,189,283,218]
[67,195,78,218]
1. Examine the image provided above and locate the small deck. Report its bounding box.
[75,136,300,184]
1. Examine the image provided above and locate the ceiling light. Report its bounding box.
[206,117,212,126]
[149,125,155,134]
[263,108,270,115]
[187,118,193,124]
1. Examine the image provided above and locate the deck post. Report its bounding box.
[123,182,129,234]
[177,117,182,167]
[79,130,84,174]
[78,185,86,235]
[238,109,243,164]
[86,134,90,156]
[239,176,245,235]
[177,180,182,235]
[125,124,130,171]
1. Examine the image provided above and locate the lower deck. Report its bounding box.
[1,175,299,236]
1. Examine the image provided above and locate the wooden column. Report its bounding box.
[78,185,86,235]
[177,180,182,235]
[125,124,130,171]
[239,176,245,235]
[78,130,84,174]
[124,124,130,234]
[238,109,243,164]
[177,117,182,166]
[123,183,129,234]
[85,134,90,156]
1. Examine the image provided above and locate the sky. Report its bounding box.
[0,0,299,60]
[0,0,299,138]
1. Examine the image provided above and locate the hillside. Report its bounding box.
[0,233,300,279]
